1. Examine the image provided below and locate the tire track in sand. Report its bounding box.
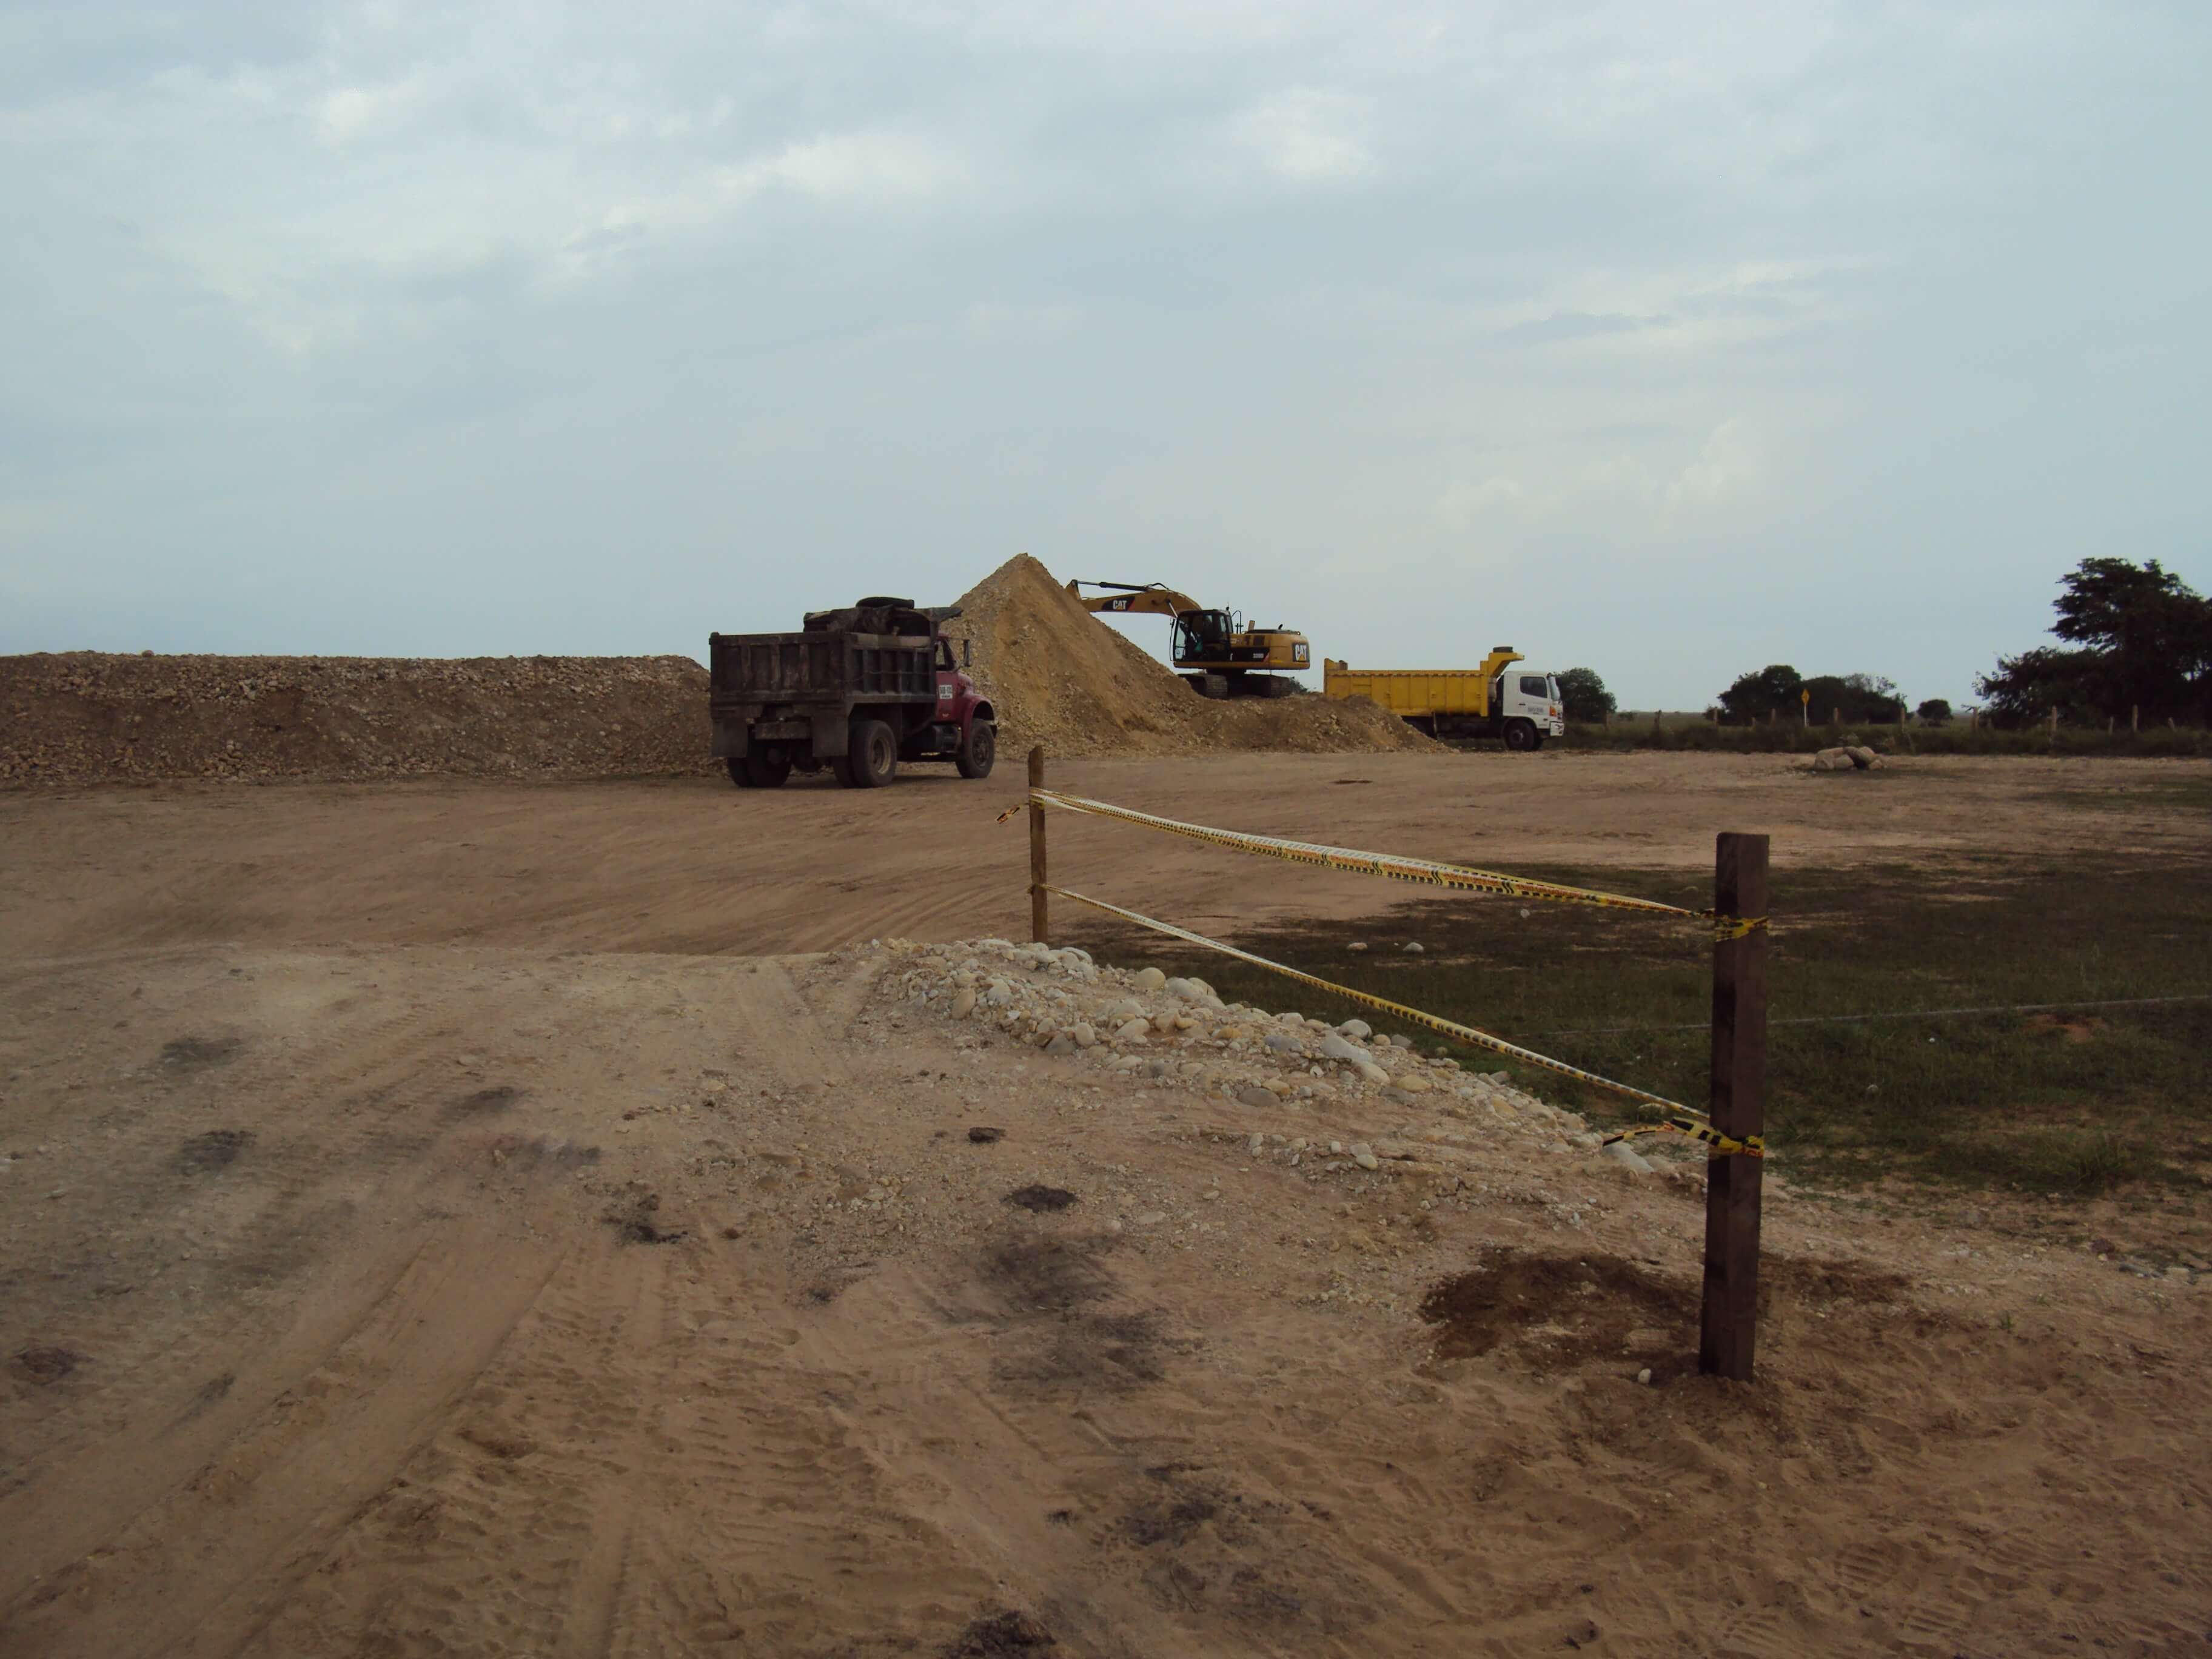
[0,1222,553,1659]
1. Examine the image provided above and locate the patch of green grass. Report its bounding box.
[2040,777,2212,814]
[1065,854,2212,1198]
[1551,723,2212,757]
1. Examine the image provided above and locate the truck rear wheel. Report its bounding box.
[1503,719,1539,752]
[837,719,898,788]
[956,720,996,779]
[745,752,792,788]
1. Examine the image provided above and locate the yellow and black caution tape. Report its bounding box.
[1601,1118,1764,1159]
[1045,883,1760,1158]
[1019,790,1765,942]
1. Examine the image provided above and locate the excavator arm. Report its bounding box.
[1065,579,1204,617]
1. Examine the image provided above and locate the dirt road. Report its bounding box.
[4,752,2202,962]
[3,754,2208,1655]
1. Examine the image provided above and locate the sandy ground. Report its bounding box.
[3,754,2210,1657]
[4,751,2205,962]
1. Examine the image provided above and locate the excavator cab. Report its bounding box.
[1171,609,1233,664]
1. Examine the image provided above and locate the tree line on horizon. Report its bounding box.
[1547,557,2210,729]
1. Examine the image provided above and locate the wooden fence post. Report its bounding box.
[1701,833,1769,1382]
[1027,746,1050,946]
[2132,705,2140,734]
[2049,706,2059,741]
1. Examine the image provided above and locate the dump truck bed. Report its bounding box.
[708,629,936,711]
[1322,650,1521,719]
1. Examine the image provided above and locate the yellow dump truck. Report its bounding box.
[1322,648,1564,751]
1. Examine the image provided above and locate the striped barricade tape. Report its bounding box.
[1016,790,1765,942]
[1046,883,1761,1158]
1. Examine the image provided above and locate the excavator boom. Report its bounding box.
[1065,579,1204,618]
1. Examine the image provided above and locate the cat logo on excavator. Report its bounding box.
[1066,580,1310,700]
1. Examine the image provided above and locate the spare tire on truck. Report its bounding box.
[726,752,793,788]
[837,718,898,789]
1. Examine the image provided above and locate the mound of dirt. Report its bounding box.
[942,554,1434,759]
[0,652,712,786]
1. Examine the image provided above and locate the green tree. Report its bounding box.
[1979,558,2212,725]
[1555,666,1616,723]
[1801,672,1905,724]
[1715,664,1804,724]
[1915,698,1953,725]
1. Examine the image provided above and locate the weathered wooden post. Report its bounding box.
[1701,833,1769,1382]
[2049,705,2059,741]
[2132,705,2140,734]
[1027,746,1050,946]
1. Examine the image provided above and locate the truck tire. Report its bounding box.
[837,718,898,788]
[726,757,755,789]
[744,751,793,788]
[956,720,996,780]
[1504,719,1539,752]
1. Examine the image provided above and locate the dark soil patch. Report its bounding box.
[1122,1481,1225,1547]
[1420,1251,1696,1372]
[449,1084,524,1118]
[980,1234,1170,1395]
[176,1129,254,1174]
[1005,1184,1077,1213]
[968,1125,1005,1144]
[981,1234,1114,1313]
[602,1190,686,1246]
[941,1609,1055,1656]
[997,1309,1167,1395]
[15,1345,85,1384]
[1764,1255,1914,1307]
[160,1035,241,1072]
[458,1424,538,1460]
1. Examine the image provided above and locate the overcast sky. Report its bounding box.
[3,2,2206,707]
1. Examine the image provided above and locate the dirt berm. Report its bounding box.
[2,557,1424,785]
[943,553,1434,758]
[0,653,714,785]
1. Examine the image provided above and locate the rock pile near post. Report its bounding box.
[1810,745,1884,773]
[862,934,1614,1163]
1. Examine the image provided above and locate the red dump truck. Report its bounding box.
[708,597,998,788]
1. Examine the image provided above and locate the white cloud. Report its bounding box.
[1214,89,1371,184]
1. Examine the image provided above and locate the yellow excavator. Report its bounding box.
[1065,579,1312,699]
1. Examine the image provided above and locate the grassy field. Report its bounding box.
[1067,834,2212,1200]
[1550,720,2212,757]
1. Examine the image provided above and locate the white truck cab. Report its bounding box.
[1494,669,1567,751]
